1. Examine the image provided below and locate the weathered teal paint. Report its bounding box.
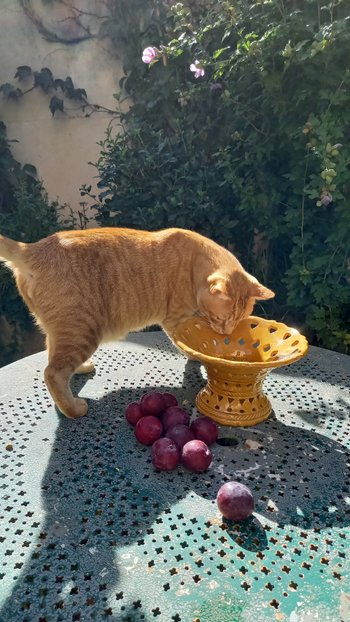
[0,335,349,621]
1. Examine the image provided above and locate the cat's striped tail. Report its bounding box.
[0,234,27,268]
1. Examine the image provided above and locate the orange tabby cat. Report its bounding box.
[0,227,274,419]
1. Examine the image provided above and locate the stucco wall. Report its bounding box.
[0,0,125,212]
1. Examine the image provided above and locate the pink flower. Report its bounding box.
[321,193,333,206]
[190,60,205,78]
[142,46,159,64]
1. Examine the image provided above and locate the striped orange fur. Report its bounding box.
[0,227,274,418]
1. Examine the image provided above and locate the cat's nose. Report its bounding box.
[221,320,233,333]
[223,326,234,335]
[210,322,234,335]
[210,323,226,335]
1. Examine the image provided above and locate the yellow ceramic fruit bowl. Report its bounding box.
[173,316,308,427]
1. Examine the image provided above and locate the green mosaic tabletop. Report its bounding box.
[0,332,349,622]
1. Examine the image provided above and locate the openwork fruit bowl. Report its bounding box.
[173,316,308,426]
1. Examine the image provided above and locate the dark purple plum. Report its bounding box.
[216,481,254,521]
[125,402,144,426]
[135,416,163,445]
[161,406,189,432]
[140,392,166,417]
[166,424,194,450]
[151,438,180,471]
[190,416,218,446]
[162,392,178,408]
[181,439,212,473]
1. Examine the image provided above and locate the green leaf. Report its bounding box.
[0,83,22,99]
[54,78,65,91]
[14,66,32,80]
[22,164,37,179]
[34,68,54,92]
[71,88,87,101]
[213,47,230,60]
[49,96,64,116]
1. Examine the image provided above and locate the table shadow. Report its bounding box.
[1,362,349,622]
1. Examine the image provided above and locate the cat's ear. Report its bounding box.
[207,274,231,299]
[250,280,275,300]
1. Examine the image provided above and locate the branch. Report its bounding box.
[59,0,109,20]
[19,0,97,44]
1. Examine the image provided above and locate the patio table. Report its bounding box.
[0,331,349,622]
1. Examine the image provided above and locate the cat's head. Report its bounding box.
[197,271,275,335]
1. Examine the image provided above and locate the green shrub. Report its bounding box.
[0,121,63,365]
[83,0,350,352]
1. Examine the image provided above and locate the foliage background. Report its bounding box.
[0,0,349,365]
[0,121,65,364]
[82,0,350,353]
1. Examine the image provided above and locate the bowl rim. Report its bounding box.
[173,315,309,369]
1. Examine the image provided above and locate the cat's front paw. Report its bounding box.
[75,360,95,374]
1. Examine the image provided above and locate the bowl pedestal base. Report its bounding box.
[196,365,272,426]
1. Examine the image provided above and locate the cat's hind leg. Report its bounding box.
[44,336,98,419]
[46,336,95,375]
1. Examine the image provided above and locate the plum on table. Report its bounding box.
[216,481,254,521]
[161,406,189,431]
[125,402,144,426]
[166,423,194,450]
[141,392,167,417]
[151,437,180,471]
[190,416,218,446]
[181,439,212,473]
[135,415,163,445]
